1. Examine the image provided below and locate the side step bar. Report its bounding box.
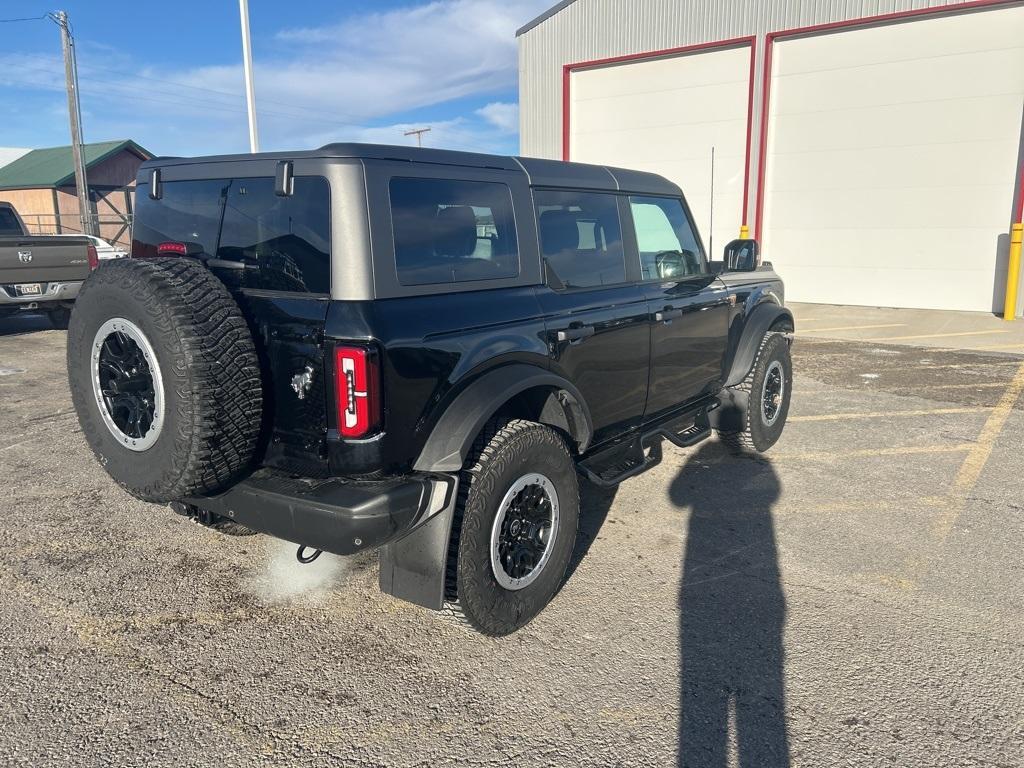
[577,406,714,488]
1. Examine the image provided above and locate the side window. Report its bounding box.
[629,196,706,281]
[389,177,519,286]
[534,190,625,289]
[132,177,331,294]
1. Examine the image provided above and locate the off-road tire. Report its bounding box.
[48,307,71,330]
[444,419,579,636]
[718,331,792,454]
[67,258,262,502]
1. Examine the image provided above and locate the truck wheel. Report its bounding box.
[67,258,262,502]
[48,307,71,330]
[446,420,579,636]
[718,331,792,454]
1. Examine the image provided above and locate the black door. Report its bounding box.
[625,195,731,419]
[534,189,650,446]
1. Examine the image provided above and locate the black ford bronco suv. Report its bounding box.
[67,144,793,635]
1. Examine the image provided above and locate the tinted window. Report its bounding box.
[535,190,625,289]
[132,177,331,294]
[630,196,705,280]
[0,207,24,236]
[389,177,519,286]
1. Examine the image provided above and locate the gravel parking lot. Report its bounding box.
[1,314,1022,767]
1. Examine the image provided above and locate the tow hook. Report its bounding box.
[296,545,322,564]
[169,501,217,527]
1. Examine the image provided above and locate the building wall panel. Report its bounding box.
[760,5,1024,311]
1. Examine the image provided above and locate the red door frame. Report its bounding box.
[754,0,1024,238]
[562,36,758,224]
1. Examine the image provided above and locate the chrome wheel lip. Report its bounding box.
[761,359,785,427]
[90,317,165,452]
[489,472,559,591]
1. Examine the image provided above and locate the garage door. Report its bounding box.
[760,6,1024,312]
[568,44,753,258]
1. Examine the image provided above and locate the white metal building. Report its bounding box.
[517,0,1024,315]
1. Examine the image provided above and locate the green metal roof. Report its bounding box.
[0,140,152,190]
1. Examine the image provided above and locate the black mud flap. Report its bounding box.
[710,388,749,432]
[378,476,459,610]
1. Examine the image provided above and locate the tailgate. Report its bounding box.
[0,237,91,284]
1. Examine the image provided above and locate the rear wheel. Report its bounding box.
[446,420,579,636]
[718,332,792,454]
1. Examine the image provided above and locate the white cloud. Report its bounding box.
[0,1,549,156]
[170,0,549,126]
[476,102,519,133]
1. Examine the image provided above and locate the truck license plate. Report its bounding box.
[15,283,42,296]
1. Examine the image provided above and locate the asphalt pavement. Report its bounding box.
[1,314,1022,767]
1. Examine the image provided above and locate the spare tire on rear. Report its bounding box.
[67,257,263,502]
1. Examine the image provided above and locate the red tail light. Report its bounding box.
[157,241,188,255]
[86,244,99,270]
[334,345,380,439]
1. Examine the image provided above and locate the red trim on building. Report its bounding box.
[561,36,758,222]
[753,0,1024,238]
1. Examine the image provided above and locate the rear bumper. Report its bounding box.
[184,469,457,556]
[0,281,81,307]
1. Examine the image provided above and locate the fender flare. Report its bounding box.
[724,304,794,388]
[412,364,593,473]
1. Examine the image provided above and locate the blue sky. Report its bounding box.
[0,0,551,157]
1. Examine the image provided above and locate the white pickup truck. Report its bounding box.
[0,202,96,328]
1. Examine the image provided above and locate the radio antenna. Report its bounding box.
[708,145,715,257]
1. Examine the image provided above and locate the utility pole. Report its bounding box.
[404,127,431,147]
[53,11,95,236]
[238,0,259,152]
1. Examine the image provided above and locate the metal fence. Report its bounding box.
[18,213,133,248]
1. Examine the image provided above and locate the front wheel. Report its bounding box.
[718,331,792,454]
[447,420,579,636]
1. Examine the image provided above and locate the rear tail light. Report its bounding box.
[334,345,381,439]
[86,244,99,270]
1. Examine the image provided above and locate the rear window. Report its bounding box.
[132,176,331,294]
[389,177,519,286]
[0,207,23,236]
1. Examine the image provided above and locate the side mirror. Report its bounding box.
[723,239,759,272]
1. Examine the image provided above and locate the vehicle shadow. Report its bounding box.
[560,478,617,590]
[0,313,54,337]
[669,441,790,767]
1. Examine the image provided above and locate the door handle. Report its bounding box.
[655,308,683,323]
[556,325,595,343]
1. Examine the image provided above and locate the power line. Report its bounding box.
[0,15,47,23]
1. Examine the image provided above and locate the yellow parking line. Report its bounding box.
[977,342,1024,350]
[800,323,906,333]
[921,381,1008,390]
[865,330,1010,342]
[915,361,1023,370]
[790,407,988,423]
[935,361,1024,538]
[777,444,974,461]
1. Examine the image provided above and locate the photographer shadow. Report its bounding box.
[670,441,790,767]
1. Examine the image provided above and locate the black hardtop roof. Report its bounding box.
[140,143,681,196]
